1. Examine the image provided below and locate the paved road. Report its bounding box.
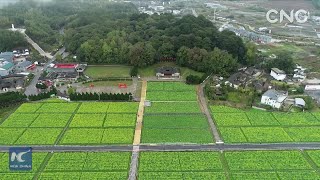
[1,143,320,152]
[24,47,65,96]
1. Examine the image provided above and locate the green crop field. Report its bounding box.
[146,82,197,101]
[142,82,214,144]
[138,151,320,180]
[0,102,138,145]
[0,152,131,179]
[144,102,201,114]
[147,82,195,91]
[143,115,209,128]
[211,106,320,143]
[147,91,197,101]
[84,65,132,78]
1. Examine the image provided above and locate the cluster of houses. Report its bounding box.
[39,63,86,87]
[210,64,313,109]
[0,50,35,91]
[0,50,34,77]
[219,24,272,44]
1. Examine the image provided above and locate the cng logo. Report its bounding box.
[9,147,32,171]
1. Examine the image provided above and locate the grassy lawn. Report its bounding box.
[85,66,132,79]
[83,80,133,87]
[138,62,204,78]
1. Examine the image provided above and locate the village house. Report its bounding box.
[261,89,288,109]
[15,61,33,73]
[156,67,180,79]
[0,61,14,77]
[270,68,286,81]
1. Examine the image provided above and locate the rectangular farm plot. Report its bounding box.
[107,102,139,113]
[210,106,244,113]
[141,129,213,144]
[30,114,72,127]
[83,152,131,171]
[77,102,110,113]
[104,114,136,127]
[147,82,195,91]
[213,113,251,126]
[273,113,320,126]
[101,128,134,144]
[0,113,39,127]
[147,91,197,101]
[43,152,130,178]
[246,112,280,126]
[144,102,201,113]
[15,128,63,145]
[0,152,47,173]
[219,127,247,143]
[139,152,225,180]
[225,151,312,171]
[143,115,209,128]
[241,127,293,143]
[230,172,279,180]
[15,103,43,113]
[306,150,320,167]
[36,103,79,113]
[0,152,47,179]
[0,128,26,145]
[60,128,134,145]
[285,127,320,142]
[70,114,106,127]
[60,128,104,145]
[139,152,223,172]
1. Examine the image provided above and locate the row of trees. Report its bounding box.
[0,92,26,108]
[70,92,132,101]
[28,87,57,101]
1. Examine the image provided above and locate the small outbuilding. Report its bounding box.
[156,67,180,78]
[261,89,288,109]
[270,68,286,81]
[294,98,306,108]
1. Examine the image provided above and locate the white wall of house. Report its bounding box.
[270,70,286,81]
[305,85,320,91]
[261,95,282,109]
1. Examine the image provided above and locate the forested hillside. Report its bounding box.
[0,0,252,76]
[0,30,28,52]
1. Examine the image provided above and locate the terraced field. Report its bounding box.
[142,82,214,144]
[139,151,320,180]
[211,106,320,143]
[0,102,139,145]
[0,152,131,179]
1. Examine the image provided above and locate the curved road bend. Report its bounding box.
[1,143,320,152]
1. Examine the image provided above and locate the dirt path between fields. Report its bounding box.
[133,80,147,145]
[197,84,223,143]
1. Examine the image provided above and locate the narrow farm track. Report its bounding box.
[133,80,147,145]
[197,84,223,143]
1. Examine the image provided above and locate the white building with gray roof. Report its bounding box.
[261,89,288,109]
